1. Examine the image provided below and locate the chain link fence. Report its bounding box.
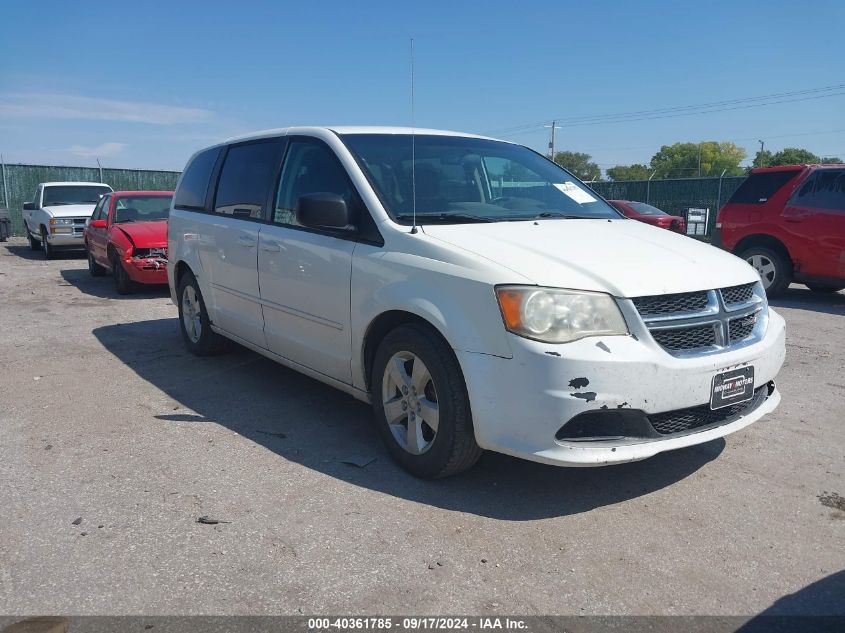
[0,163,181,236]
[0,161,749,240]
[590,175,746,239]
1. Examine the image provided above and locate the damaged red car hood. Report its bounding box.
[113,220,167,247]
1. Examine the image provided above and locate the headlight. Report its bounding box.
[495,286,629,343]
[49,218,73,225]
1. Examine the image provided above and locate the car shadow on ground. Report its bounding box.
[769,285,845,316]
[92,318,725,521]
[3,243,87,261]
[60,267,170,300]
[736,569,845,631]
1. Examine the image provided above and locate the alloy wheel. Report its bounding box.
[181,286,203,344]
[747,254,776,289]
[381,351,440,455]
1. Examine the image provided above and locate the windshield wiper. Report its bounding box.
[396,212,495,224]
[114,219,136,224]
[46,201,72,206]
[533,212,593,219]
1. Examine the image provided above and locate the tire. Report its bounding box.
[740,245,792,297]
[111,251,132,294]
[40,227,55,259]
[87,247,106,277]
[371,323,482,478]
[177,270,225,356]
[28,228,41,250]
[806,283,845,293]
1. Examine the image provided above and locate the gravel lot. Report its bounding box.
[0,237,842,616]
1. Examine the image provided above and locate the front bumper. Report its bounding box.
[122,257,169,285]
[44,232,86,249]
[457,309,785,467]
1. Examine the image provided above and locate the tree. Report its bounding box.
[553,151,602,181]
[649,141,746,178]
[768,147,821,166]
[752,149,773,168]
[606,164,652,181]
[763,147,844,166]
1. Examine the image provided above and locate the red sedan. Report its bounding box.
[84,191,173,294]
[608,200,686,233]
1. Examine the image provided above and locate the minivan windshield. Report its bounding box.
[43,185,112,206]
[341,134,622,224]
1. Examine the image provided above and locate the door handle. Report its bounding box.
[237,235,257,247]
[261,240,281,252]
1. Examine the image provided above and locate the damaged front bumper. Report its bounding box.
[457,309,786,467]
[122,252,169,285]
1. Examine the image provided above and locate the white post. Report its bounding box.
[646,170,657,204]
[1,154,8,211]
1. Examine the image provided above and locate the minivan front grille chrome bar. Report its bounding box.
[628,283,766,357]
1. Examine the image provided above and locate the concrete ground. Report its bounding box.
[0,237,842,616]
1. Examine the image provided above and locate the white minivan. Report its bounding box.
[168,127,785,478]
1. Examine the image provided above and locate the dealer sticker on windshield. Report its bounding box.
[710,366,755,410]
[554,182,597,204]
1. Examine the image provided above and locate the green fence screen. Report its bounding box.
[590,176,746,238]
[0,162,748,240]
[0,163,181,236]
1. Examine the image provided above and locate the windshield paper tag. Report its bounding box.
[554,182,596,204]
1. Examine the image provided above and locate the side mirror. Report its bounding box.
[23,202,35,211]
[296,193,355,231]
[90,219,107,229]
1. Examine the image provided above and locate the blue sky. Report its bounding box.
[1,0,843,173]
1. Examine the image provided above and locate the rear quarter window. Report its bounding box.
[727,170,800,205]
[174,147,222,210]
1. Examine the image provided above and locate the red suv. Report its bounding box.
[716,165,845,296]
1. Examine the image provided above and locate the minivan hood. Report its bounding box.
[43,204,96,218]
[422,218,758,297]
[113,220,167,247]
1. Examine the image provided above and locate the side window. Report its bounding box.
[174,147,222,210]
[214,140,283,219]
[100,196,112,221]
[273,140,354,227]
[33,186,42,208]
[91,196,106,220]
[791,173,818,206]
[792,170,845,210]
[811,170,845,210]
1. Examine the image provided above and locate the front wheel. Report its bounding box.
[806,283,845,293]
[177,271,225,356]
[740,246,791,297]
[371,323,482,478]
[87,247,106,277]
[28,228,41,250]
[111,251,132,294]
[40,227,55,259]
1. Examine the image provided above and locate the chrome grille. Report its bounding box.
[630,283,765,356]
[649,387,765,435]
[652,324,717,350]
[632,291,708,317]
[721,283,755,306]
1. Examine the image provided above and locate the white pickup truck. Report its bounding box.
[23,182,113,258]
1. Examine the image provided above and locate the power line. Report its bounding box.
[485,83,845,137]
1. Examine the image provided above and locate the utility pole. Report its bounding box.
[545,121,561,161]
[698,142,702,178]
[757,139,765,166]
